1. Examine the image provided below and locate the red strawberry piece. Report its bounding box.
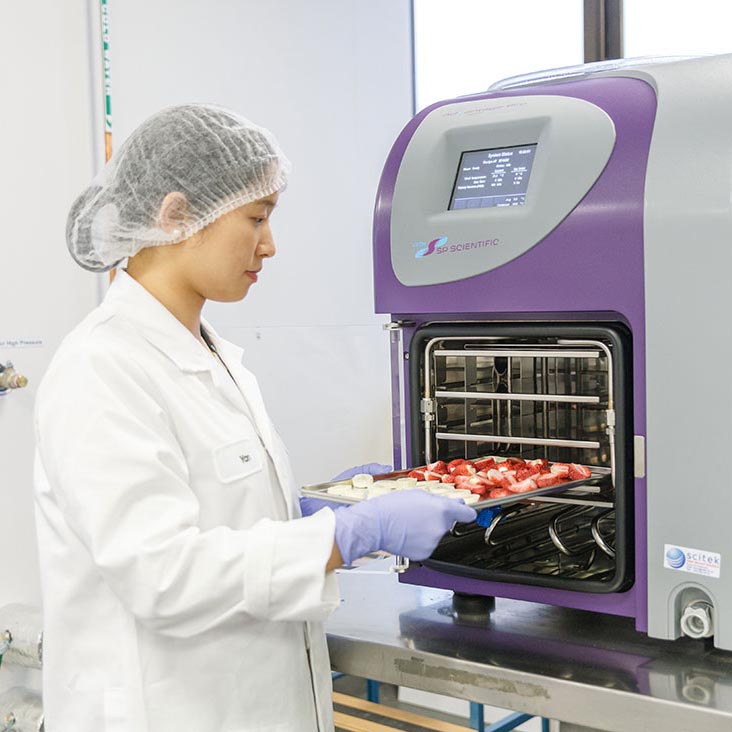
[549,463,570,478]
[474,458,497,472]
[568,463,592,480]
[423,470,445,481]
[455,475,483,489]
[447,459,468,474]
[440,474,457,484]
[453,462,477,477]
[508,478,538,493]
[408,469,426,480]
[515,466,540,481]
[427,460,448,474]
[486,469,505,484]
[488,488,512,498]
[536,472,561,488]
[528,458,549,470]
[505,457,526,466]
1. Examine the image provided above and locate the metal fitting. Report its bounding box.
[680,600,714,639]
[0,363,28,394]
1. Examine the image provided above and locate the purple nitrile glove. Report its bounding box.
[333,489,477,564]
[299,496,342,517]
[329,463,392,481]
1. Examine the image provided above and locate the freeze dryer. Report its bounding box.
[373,54,732,649]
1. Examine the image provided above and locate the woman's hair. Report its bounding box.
[67,103,291,272]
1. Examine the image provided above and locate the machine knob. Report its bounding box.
[680,601,714,639]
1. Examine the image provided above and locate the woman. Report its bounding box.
[33,104,476,732]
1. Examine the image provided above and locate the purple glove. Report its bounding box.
[330,463,392,481]
[299,496,341,517]
[333,490,477,564]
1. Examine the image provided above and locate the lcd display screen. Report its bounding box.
[449,144,537,210]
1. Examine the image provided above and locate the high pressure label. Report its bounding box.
[664,544,721,578]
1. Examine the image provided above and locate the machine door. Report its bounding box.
[409,320,633,594]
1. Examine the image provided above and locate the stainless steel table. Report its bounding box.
[326,560,732,732]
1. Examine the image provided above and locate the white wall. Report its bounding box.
[107,0,413,484]
[1,0,412,698]
[0,0,101,694]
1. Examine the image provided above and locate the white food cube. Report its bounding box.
[415,481,441,491]
[451,489,472,499]
[367,485,392,498]
[428,486,455,496]
[327,485,352,496]
[396,477,418,489]
[351,473,374,489]
[462,493,480,505]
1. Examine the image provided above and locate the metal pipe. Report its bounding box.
[434,349,601,359]
[435,432,600,450]
[435,390,600,404]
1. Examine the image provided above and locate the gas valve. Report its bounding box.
[0,362,28,395]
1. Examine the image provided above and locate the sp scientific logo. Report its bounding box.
[665,546,686,569]
[411,236,499,258]
[413,237,448,258]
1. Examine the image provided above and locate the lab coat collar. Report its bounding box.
[104,270,217,374]
[104,272,285,510]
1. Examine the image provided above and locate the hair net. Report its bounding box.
[67,103,291,272]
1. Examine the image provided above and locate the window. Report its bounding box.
[413,0,584,111]
[624,0,732,57]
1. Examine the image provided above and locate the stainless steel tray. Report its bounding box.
[301,461,611,513]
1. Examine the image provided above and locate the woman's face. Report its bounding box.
[182,192,279,302]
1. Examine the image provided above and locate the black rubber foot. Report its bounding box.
[452,592,495,620]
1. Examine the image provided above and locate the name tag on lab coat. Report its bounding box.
[213,439,263,483]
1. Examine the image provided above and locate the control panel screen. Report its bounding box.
[449,144,538,210]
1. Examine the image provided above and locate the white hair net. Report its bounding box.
[67,103,291,272]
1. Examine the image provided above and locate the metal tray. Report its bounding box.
[301,460,611,513]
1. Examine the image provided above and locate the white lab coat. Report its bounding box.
[33,270,340,732]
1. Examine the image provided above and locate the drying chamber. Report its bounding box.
[373,55,732,649]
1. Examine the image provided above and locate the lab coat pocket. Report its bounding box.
[213,438,263,484]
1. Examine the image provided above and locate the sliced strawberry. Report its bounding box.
[427,460,448,474]
[568,463,592,480]
[549,463,570,478]
[486,469,505,484]
[488,488,512,498]
[455,475,487,490]
[508,478,538,493]
[515,466,540,482]
[474,458,497,472]
[447,459,468,474]
[528,458,549,471]
[453,462,477,476]
[536,472,561,488]
[408,469,426,480]
[424,470,445,481]
[440,473,457,484]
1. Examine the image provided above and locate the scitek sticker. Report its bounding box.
[664,543,721,578]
